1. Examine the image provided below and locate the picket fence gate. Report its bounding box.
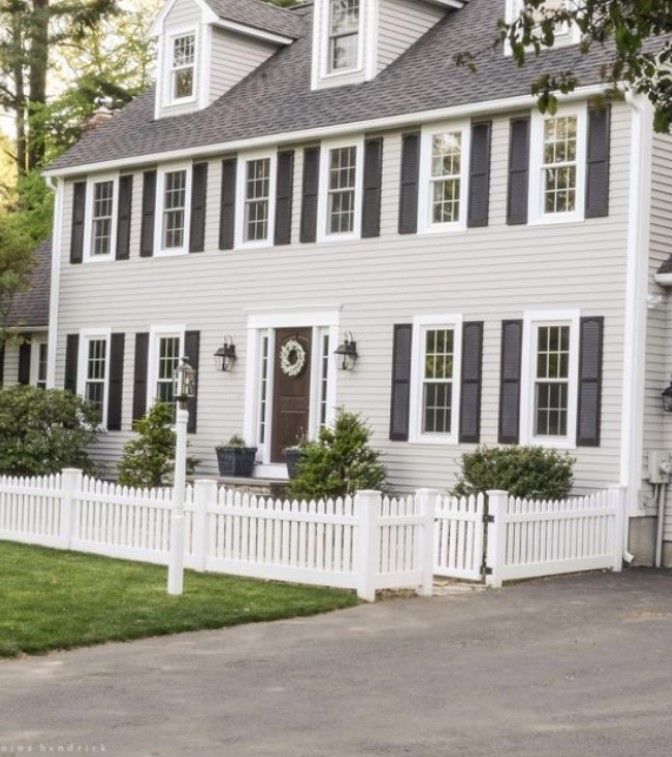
[0,470,626,599]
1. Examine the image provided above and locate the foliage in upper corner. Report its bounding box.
[288,409,387,500]
[0,386,100,476]
[498,0,672,133]
[117,402,198,488]
[452,445,574,501]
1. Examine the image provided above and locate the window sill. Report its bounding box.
[82,254,115,264]
[237,239,274,251]
[318,231,361,244]
[154,247,189,258]
[408,434,460,446]
[526,435,577,451]
[528,213,585,227]
[418,223,467,236]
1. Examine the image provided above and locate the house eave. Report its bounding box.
[211,18,294,45]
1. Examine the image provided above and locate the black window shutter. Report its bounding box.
[398,132,420,235]
[70,181,87,264]
[140,170,156,257]
[132,332,149,422]
[498,320,523,444]
[577,316,604,447]
[300,146,320,243]
[459,322,484,443]
[362,137,383,238]
[219,157,237,250]
[468,121,492,228]
[507,117,530,225]
[116,175,133,261]
[64,334,79,394]
[389,324,413,441]
[585,105,611,219]
[18,340,31,385]
[189,162,208,253]
[0,344,4,386]
[107,333,125,431]
[184,330,200,434]
[275,149,294,246]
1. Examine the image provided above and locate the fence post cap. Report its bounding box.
[194,478,217,487]
[356,489,382,496]
[416,487,440,495]
[486,489,509,496]
[61,468,83,476]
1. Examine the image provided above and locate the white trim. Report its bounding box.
[46,178,63,389]
[154,162,193,257]
[163,25,200,109]
[150,0,217,38]
[83,173,119,263]
[503,0,581,57]
[147,325,186,410]
[45,85,608,178]
[621,93,653,514]
[317,136,364,243]
[234,149,278,250]
[247,311,341,330]
[77,328,112,430]
[29,336,48,388]
[519,308,581,450]
[418,120,470,234]
[199,23,213,109]
[212,19,293,46]
[528,102,587,225]
[408,313,463,445]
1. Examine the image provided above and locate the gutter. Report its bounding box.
[43,83,608,179]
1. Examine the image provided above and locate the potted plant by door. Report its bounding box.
[216,435,257,478]
[283,442,306,480]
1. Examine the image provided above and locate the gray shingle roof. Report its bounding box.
[8,239,51,329]
[205,0,305,38]
[48,0,619,173]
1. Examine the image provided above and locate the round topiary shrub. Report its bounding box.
[452,445,574,500]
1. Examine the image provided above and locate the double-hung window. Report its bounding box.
[504,0,580,55]
[409,315,462,445]
[327,0,360,73]
[521,310,579,448]
[156,165,191,255]
[318,138,363,241]
[84,175,118,262]
[235,153,276,248]
[529,105,586,223]
[77,330,111,428]
[30,339,48,390]
[418,123,470,233]
[148,327,185,409]
[170,32,196,102]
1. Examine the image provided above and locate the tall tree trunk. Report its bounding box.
[11,10,27,178]
[28,0,49,170]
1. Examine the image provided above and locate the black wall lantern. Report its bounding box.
[214,336,237,372]
[334,331,358,371]
[662,376,672,412]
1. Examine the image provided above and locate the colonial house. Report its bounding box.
[0,239,50,390]
[41,0,672,566]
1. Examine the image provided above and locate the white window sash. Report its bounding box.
[234,151,277,249]
[418,121,470,234]
[519,309,580,449]
[147,325,186,410]
[408,314,463,445]
[321,0,365,78]
[503,0,581,57]
[83,174,119,263]
[29,338,48,389]
[76,328,112,430]
[528,104,587,225]
[163,26,199,106]
[154,163,192,257]
[317,136,364,243]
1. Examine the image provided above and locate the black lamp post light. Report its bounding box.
[214,336,237,372]
[334,331,358,371]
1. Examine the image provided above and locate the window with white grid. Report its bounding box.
[430,132,462,225]
[36,343,47,390]
[84,339,107,421]
[421,328,455,435]
[156,336,181,405]
[244,158,271,243]
[171,33,196,101]
[327,146,357,234]
[91,180,114,256]
[542,116,578,214]
[162,170,187,249]
[328,0,360,72]
[534,325,570,437]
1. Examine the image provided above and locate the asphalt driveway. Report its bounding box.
[1,569,671,756]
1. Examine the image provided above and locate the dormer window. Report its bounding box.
[328,0,360,73]
[170,32,196,102]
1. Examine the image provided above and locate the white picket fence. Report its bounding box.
[0,470,626,599]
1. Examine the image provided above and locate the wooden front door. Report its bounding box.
[271,328,312,463]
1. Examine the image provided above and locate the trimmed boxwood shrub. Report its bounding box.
[0,385,100,475]
[452,445,574,500]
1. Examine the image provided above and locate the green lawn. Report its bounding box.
[0,541,358,659]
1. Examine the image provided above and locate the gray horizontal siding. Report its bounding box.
[377,0,445,72]
[54,102,631,494]
[209,29,278,105]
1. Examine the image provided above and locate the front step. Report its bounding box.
[216,476,290,498]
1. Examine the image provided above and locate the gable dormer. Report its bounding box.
[152,0,304,120]
[310,0,462,91]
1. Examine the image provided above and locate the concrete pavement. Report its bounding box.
[1,569,671,756]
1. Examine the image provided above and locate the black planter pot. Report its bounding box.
[216,446,257,477]
[283,448,305,479]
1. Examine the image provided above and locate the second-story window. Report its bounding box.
[162,169,187,250]
[542,115,577,214]
[328,0,360,72]
[430,132,462,224]
[244,158,271,243]
[171,33,196,101]
[91,180,114,256]
[328,146,357,234]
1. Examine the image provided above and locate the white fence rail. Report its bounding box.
[0,470,627,599]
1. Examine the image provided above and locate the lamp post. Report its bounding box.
[167,357,196,596]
